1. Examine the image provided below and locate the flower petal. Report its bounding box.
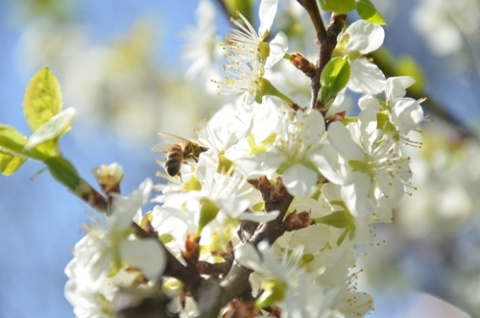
[343,20,385,54]
[239,210,279,222]
[235,242,264,272]
[385,76,415,100]
[258,0,278,38]
[283,164,317,197]
[328,122,363,160]
[348,59,386,94]
[265,32,288,69]
[119,239,166,281]
[358,94,381,111]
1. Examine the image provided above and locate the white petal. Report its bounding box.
[239,210,279,222]
[359,108,378,151]
[348,59,386,94]
[303,109,326,146]
[343,20,385,54]
[235,242,264,272]
[265,32,288,69]
[25,108,76,150]
[358,94,381,111]
[385,76,415,100]
[283,164,317,197]
[327,88,352,116]
[391,98,424,133]
[312,144,347,185]
[258,0,278,38]
[109,178,152,229]
[119,239,166,281]
[328,122,363,160]
[342,173,372,217]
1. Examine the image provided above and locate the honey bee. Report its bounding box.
[152,133,208,178]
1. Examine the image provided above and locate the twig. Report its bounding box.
[219,177,294,309]
[296,0,327,41]
[296,0,346,108]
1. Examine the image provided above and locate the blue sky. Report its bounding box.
[0,1,200,317]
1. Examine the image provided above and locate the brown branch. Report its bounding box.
[296,0,326,108]
[314,14,347,110]
[296,0,327,42]
[296,0,347,109]
[123,176,295,318]
[198,259,233,277]
[219,177,294,309]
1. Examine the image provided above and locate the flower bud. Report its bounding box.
[93,163,124,195]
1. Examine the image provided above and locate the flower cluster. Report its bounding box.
[64,1,424,317]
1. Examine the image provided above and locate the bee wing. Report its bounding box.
[151,142,170,153]
[157,132,192,143]
[155,132,207,148]
[151,133,187,153]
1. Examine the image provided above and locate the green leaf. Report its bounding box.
[45,156,82,191]
[25,108,75,152]
[320,57,351,103]
[319,0,356,13]
[0,151,26,175]
[0,125,28,157]
[356,0,387,25]
[0,125,29,175]
[23,66,63,132]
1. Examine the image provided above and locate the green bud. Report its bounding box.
[198,197,220,234]
[257,77,296,105]
[256,279,286,308]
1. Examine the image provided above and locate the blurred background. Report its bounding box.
[0,0,479,317]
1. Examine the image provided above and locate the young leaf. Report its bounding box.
[0,152,26,175]
[23,67,63,132]
[45,156,82,191]
[320,57,351,103]
[0,125,29,175]
[356,0,387,25]
[25,108,75,152]
[0,125,28,157]
[319,0,356,13]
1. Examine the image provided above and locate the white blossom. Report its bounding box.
[324,109,411,220]
[359,76,424,134]
[65,179,166,317]
[237,107,327,196]
[337,20,386,94]
[215,0,288,103]
[182,0,223,92]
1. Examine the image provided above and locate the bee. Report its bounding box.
[152,133,208,178]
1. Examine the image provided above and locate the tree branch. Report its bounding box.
[219,177,294,310]
[296,0,346,109]
[296,0,327,42]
